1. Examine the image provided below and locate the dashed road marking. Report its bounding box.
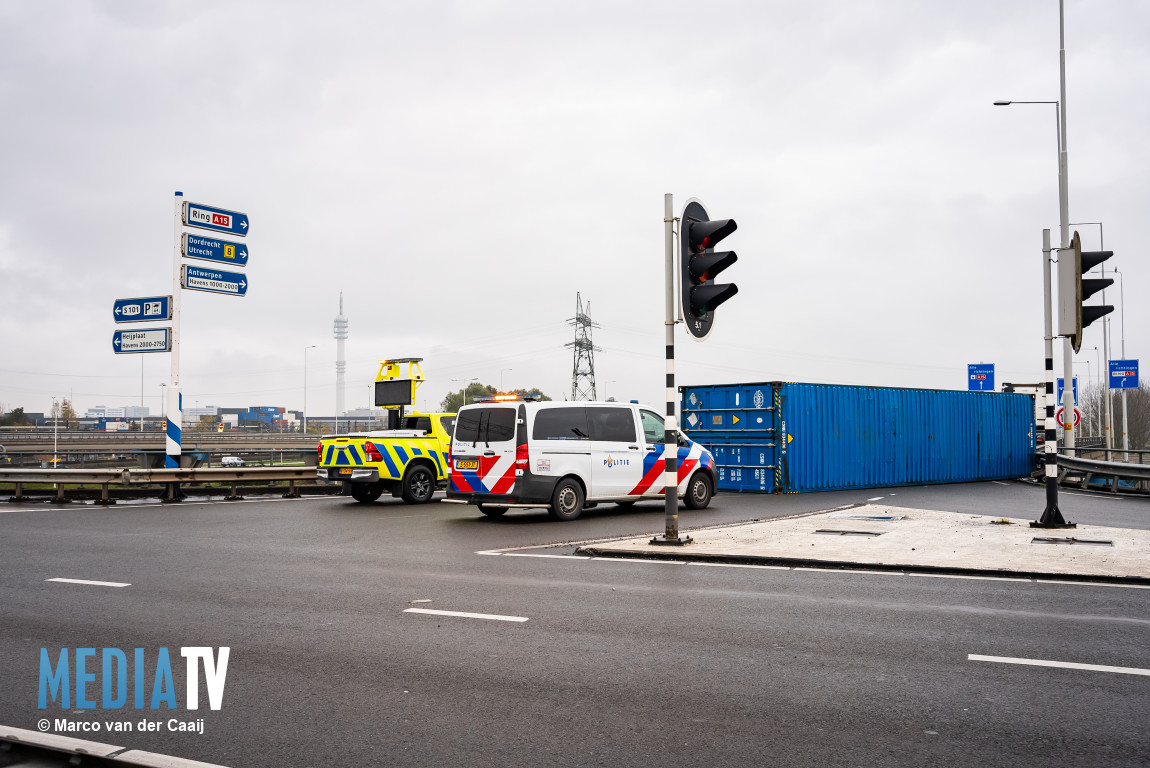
[46,578,130,588]
[969,654,1150,677]
[404,608,528,623]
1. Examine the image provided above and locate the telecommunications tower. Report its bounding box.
[566,292,600,401]
[334,292,348,417]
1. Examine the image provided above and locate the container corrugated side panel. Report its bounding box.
[680,383,777,493]
[778,383,1033,492]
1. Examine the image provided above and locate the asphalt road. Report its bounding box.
[2,481,1148,767]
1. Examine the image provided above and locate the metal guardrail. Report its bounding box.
[1056,453,1150,493]
[0,467,320,504]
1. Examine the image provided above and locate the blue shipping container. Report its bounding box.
[681,382,1036,493]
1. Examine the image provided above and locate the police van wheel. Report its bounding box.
[549,479,584,521]
[478,504,507,517]
[351,482,385,503]
[401,465,436,504]
[683,472,713,510]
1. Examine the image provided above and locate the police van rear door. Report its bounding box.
[451,405,518,494]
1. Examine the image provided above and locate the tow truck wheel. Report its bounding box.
[477,503,507,517]
[351,482,385,504]
[683,472,713,510]
[401,464,436,504]
[548,478,584,522]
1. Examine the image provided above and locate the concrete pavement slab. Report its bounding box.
[574,504,1150,583]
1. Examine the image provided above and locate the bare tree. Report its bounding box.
[1081,379,1150,451]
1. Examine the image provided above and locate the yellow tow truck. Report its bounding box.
[316,358,456,504]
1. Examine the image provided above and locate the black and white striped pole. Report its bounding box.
[652,194,739,546]
[652,193,688,545]
[1034,227,1074,528]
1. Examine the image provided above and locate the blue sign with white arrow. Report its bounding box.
[181,264,249,297]
[1056,377,1080,406]
[1109,359,1139,389]
[113,327,170,354]
[182,201,250,237]
[967,363,994,391]
[113,295,171,324]
[181,233,249,267]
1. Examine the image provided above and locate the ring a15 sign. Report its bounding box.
[1108,359,1139,390]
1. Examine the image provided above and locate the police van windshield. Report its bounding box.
[455,408,515,444]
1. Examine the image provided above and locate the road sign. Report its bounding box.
[967,363,994,391]
[1109,359,1139,389]
[112,328,170,354]
[1056,406,1082,429]
[1056,377,1080,407]
[181,264,249,297]
[113,296,171,323]
[181,233,250,267]
[182,201,249,237]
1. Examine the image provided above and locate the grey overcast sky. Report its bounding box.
[1,0,1146,419]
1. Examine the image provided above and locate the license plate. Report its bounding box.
[456,460,477,470]
[339,468,353,476]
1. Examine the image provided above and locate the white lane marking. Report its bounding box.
[909,573,1030,582]
[589,557,687,565]
[867,497,885,501]
[991,481,1009,486]
[794,567,903,576]
[969,654,1150,677]
[1061,491,1124,501]
[404,608,528,623]
[501,553,591,560]
[691,562,791,570]
[1037,579,1150,590]
[47,578,130,588]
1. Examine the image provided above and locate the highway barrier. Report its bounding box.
[1,467,324,504]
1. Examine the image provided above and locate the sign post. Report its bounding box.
[1109,359,1139,460]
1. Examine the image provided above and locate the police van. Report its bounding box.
[447,396,716,521]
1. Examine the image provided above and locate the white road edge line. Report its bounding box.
[46,578,130,588]
[867,497,885,501]
[404,608,528,622]
[969,654,1150,677]
[1037,579,1150,590]
[1061,490,1124,501]
[501,553,591,559]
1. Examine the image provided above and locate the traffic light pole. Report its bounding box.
[1035,228,1072,528]
[652,193,690,546]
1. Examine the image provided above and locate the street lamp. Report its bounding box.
[1114,267,1129,455]
[303,345,316,433]
[1073,361,1091,437]
[500,368,513,392]
[994,97,1075,457]
[51,396,58,468]
[451,377,479,409]
[605,380,617,401]
[159,383,167,431]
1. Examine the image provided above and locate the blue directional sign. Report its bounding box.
[113,327,170,354]
[181,264,249,297]
[967,363,994,391]
[182,201,250,237]
[1109,359,1139,390]
[113,295,171,324]
[1056,377,1080,406]
[181,233,249,267]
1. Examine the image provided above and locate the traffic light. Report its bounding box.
[679,199,738,340]
[1057,231,1113,353]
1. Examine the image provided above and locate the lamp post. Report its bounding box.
[1114,267,1129,456]
[500,368,513,392]
[451,377,479,409]
[160,383,167,430]
[52,397,58,468]
[994,98,1076,453]
[303,345,316,433]
[605,380,617,401]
